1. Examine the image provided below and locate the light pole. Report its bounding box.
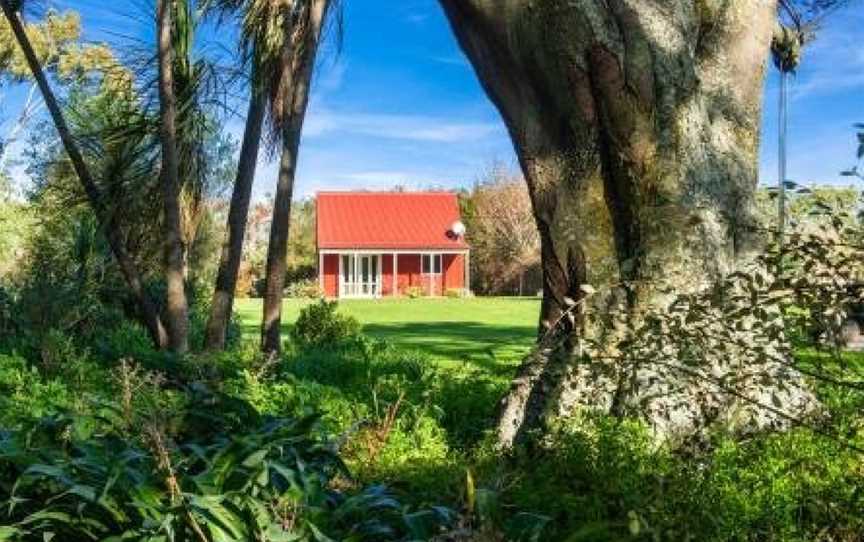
[778,67,789,241]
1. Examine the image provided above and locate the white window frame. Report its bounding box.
[338,252,382,298]
[421,253,442,275]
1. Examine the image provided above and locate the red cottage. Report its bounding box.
[316,191,470,298]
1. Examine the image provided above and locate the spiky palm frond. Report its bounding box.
[202,0,341,150]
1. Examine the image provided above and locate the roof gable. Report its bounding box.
[316,191,469,250]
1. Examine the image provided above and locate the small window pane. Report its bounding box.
[422,255,431,274]
[434,255,442,274]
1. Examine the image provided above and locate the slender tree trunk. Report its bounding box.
[156,0,189,353]
[261,133,300,353]
[205,89,266,350]
[440,0,782,446]
[260,0,330,354]
[1,1,168,348]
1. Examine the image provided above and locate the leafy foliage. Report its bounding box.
[0,372,456,541]
[461,164,540,296]
[291,300,361,350]
[285,278,324,299]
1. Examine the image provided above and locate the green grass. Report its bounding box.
[235,297,540,372]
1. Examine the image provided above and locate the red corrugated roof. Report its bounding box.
[316,191,469,250]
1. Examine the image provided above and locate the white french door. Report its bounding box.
[339,253,381,298]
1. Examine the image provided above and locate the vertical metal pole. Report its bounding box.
[778,69,788,242]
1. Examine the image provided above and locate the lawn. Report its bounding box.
[235,297,540,373]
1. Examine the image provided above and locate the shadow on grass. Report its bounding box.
[238,319,537,378]
[362,321,535,376]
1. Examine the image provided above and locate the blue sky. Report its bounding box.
[1,0,863,198]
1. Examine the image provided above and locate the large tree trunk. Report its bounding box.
[156,0,190,354]
[260,0,330,354]
[204,89,267,351]
[440,0,812,447]
[1,1,168,349]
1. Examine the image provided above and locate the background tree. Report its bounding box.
[0,9,130,173]
[465,164,540,296]
[285,197,317,280]
[237,199,274,297]
[0,0,167,347]
[0,173,30,279]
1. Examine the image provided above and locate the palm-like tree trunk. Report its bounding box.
[260,0,330,354]
[156,0,190,353]
[205,88,267,350]
[1,0,168,348]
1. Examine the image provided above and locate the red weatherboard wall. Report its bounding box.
[395,254,422,294]
[394,254,464,295]
[322,254,338,297]
[443,254,464,290]
[319,253,465,298]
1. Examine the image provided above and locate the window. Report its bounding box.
[422,254,442,274]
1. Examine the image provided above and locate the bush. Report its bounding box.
[0,284,16,338]
[444,288,464,298]
[0,382,457,541]
[36,329,94,388]
[0,411,337,540]
[466,410,864,541]
[403,286,423,299]
[286,277,324,299]
[291,300,361,350]
[0,353,76,428]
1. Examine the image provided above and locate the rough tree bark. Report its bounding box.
[156,0,190,354]
[1,1,168,348]
[440,0,813,447]
[205,88,267,351]
[261,0,330,354]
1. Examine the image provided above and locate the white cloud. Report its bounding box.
[341,171,419,184]
[430,55,470,68]
[303,109,504,143]
[315,59,348,95]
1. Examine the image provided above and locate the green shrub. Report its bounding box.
[230,337,470,502]
[226,370,367,433]
[291,299,361,350]
[94,319,160,362]
[403,286,423,299]
[37,329,94,387]
[470,411,864,541]
[0,353,75,428]
[0,284,17,338]
[286,278,324,298]
[0,388,457,541]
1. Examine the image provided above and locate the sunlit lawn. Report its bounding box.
[235,297,540,374]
